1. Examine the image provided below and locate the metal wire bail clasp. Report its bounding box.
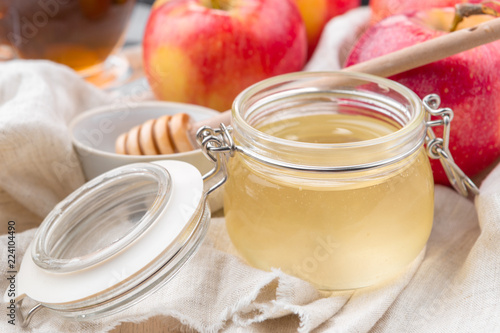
[423,94,479,197]
[16,297,43,328]
[196,123,235,196]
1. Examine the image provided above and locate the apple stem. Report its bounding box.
[450,2,500,31]
[210,0,221,9]
[209,0,231,10]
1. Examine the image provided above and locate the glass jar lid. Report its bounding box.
[11,160,207,316]
[32,163,172,273]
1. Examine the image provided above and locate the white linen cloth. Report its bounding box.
[0,61,110,227]
[1,7,500,333]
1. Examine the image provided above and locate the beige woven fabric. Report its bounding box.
[1,182,498,332]
[1,7,500,332]
[0,60,109,227]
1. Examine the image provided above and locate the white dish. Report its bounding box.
[70,101,219,180]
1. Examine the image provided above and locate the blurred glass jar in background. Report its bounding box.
[0,0,136,87]
[0,1,14,60]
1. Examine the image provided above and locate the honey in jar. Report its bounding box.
[225,114,434,289]
[223,72,435,290]
[2,0,135,73]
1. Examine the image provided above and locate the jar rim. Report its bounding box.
[32,164,171,273]
[232,71,427,171]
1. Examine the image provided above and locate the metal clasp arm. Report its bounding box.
[423,94,480,197]
[196,123,234,196]
[16,297,43,328]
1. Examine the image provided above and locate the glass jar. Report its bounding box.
[2,0,136,87]
[212,71,472,290]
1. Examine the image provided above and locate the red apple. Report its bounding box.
[370,0,483,23]
[143,0,307,112]
[294,0,360,58]
[344,8,500,185]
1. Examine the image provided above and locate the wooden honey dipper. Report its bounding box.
[116,113,193,155]
[116,17,500,156]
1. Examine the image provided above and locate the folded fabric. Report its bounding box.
[0,60,110,228]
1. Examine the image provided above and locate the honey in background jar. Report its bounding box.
[3,0,135,72]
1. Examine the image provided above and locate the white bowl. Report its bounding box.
[70,101,219,180]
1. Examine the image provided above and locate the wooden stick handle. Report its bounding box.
[344,16,500,77]
[190,17,500,142]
